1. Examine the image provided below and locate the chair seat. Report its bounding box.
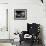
[24,34,32,38]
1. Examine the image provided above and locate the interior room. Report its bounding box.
[0,0,46,46]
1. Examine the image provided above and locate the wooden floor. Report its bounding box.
[19,41,43,46]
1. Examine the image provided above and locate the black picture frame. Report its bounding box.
[14,9,27,20]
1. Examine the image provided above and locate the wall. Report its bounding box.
[0,4,9,39]
[0,0,8,3]
[0,0,13,46]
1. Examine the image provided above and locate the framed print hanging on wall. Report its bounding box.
[14,9,27,20]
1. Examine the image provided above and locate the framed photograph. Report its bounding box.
[14,9,27,20]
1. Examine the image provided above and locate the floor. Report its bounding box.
[19,41,43,46]
[0,43,13,46]
[0,41,43,46]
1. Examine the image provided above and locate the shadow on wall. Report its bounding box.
[40,25,45,46]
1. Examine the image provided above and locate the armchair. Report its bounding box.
[19,23,41,46]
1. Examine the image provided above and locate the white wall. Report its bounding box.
[0,1,13,46]
[0,0,8,3]
[0,4,9,39]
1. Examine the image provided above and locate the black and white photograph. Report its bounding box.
[14,9,27,20]
[0,0,46,46]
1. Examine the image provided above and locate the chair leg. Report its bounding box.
[30,39,34,46]
[20,41,21,45]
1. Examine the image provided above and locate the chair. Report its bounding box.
[19,23,40,46]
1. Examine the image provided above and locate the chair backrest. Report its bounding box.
[27,23,40,35]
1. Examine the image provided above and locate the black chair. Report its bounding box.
[19,23,40,46]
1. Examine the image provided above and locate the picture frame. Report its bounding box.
[14,9,27,20]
